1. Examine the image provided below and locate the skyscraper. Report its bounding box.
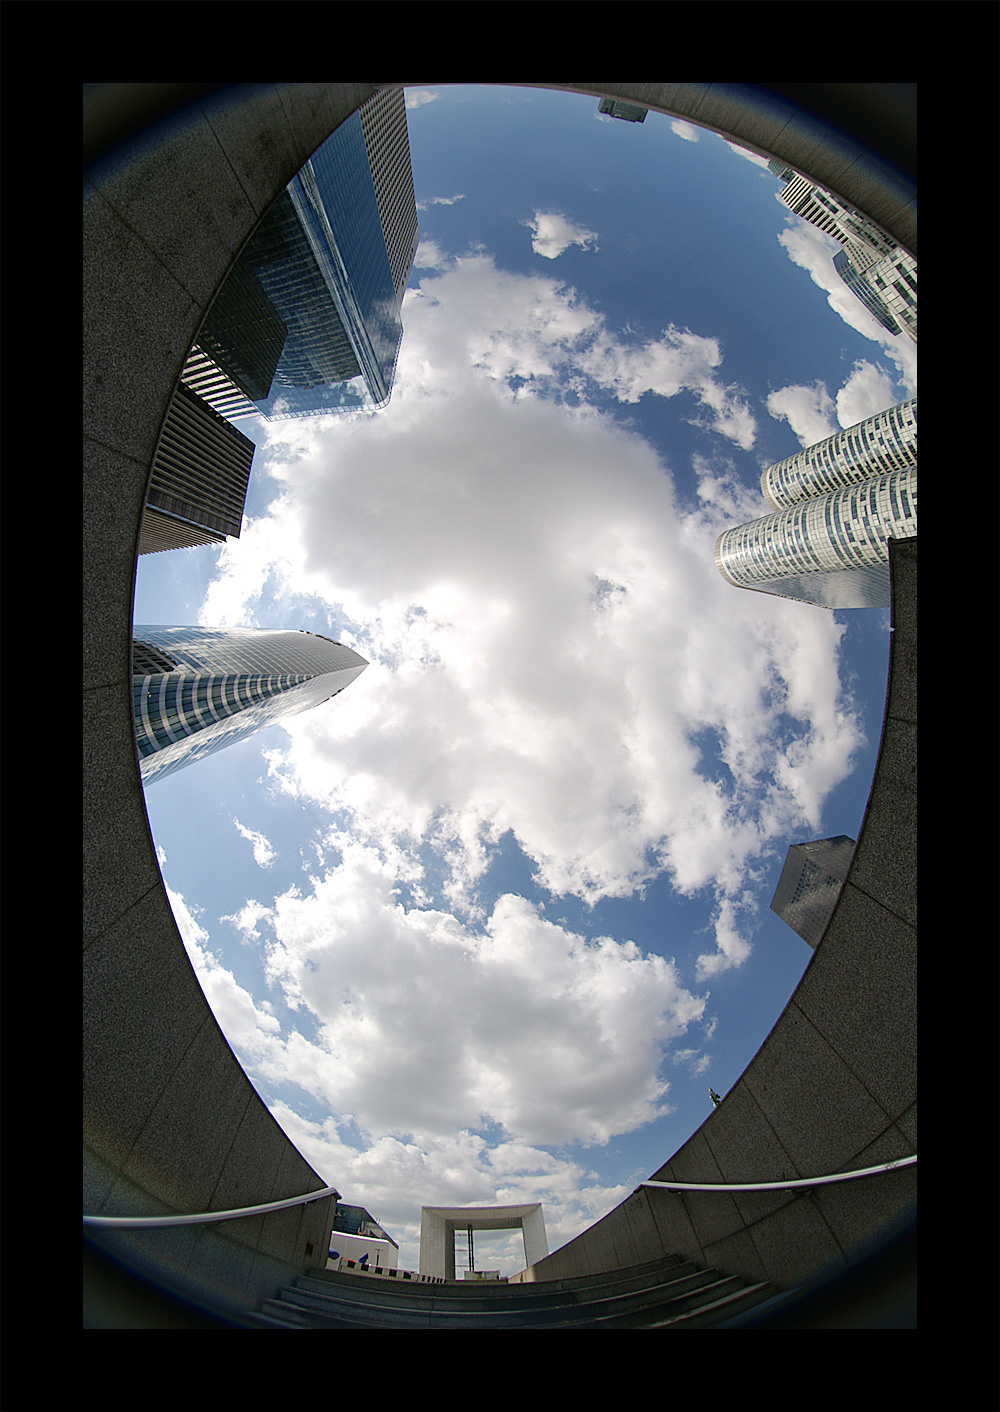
[132,626,368,786]
[714,400,917,609]
[598,97,648,123]
[770,836,856,949]
[138,382,256,555]
[181,88,419,422]
[769,159,916,343]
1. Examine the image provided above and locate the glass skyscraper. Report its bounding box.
[770,836,856,950]
[715,401,917,610]
[132,626,368,786]
[180,89,419,422]
[768,159,916,344]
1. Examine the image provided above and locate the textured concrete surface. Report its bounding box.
[83,84,915,1323]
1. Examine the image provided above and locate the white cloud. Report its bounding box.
[766,382,838,447]
[670,120,699,143]
[179,240,875,1269]
[836,360,900,428]
[242,840,706,1146]
[417,193,466,209]
[525,211,599,260]
[233,818,277,868]
[404,89,438,111]
[203,253,861,971]
[166,882,281,1055]
[723,139,771,169]
[411,238,450,272]
[766,358,909,455]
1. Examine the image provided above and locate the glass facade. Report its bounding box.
[184,91,418,422]
[715,467,916,609]
[833,249,901,335]
[132,626,368,786]
[770,836,856,949]
[763,399,917,509]
[773,167,916,345]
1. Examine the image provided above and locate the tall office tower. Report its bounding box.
[132,626,368,786]
[181,88,419,422]
[768,160,916,343]
[138,383,257,555]
[762,399,917,510]
[598,97,648,123]
[770,836,856,949]
[715,401,917,610]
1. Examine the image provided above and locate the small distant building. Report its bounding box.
[770,836,856,949]
[598,97,647,123]
[327,1203,400,1271]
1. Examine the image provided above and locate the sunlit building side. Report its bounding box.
[715,401,917,610]
[132,626,367,786]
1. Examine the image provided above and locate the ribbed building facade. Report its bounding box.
[715,401,917,610]
[138,383,256,555]
[181,88,419,423]
[762,398,917,508]
[132,626,368,786]
[769,160,916,343]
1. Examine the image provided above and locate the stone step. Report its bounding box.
[257,1264,775,1330]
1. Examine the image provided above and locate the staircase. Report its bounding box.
[246,1255,779,1329]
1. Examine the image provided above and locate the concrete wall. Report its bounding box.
[84,84,915,1323]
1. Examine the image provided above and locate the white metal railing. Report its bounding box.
[637,1154,916,1194]
[83,1184,340,1229]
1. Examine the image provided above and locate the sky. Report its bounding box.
[133,85,917,1277]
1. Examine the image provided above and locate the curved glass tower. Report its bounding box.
[181,89,419,422]
[715,401,917,610]
[762,399,916,510]
[132,627,368,786]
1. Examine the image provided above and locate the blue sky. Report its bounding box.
[133,85,916,1275]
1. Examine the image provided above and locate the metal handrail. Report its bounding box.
[83,1183,341,1229]
[637,1154,916,1194]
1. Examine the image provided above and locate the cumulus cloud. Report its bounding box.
[670,120,700,143]
[166,881,281,1055]
[204,252,859,945]
[405,89,438,111]
[766,358,909,453]
[525,211,599,260]
[411,238,450,272]
[233,818,277,868]
[190,245,867,1254]
[241,839,706,1146]
[766,382,838,447]
[836,360,900,428]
